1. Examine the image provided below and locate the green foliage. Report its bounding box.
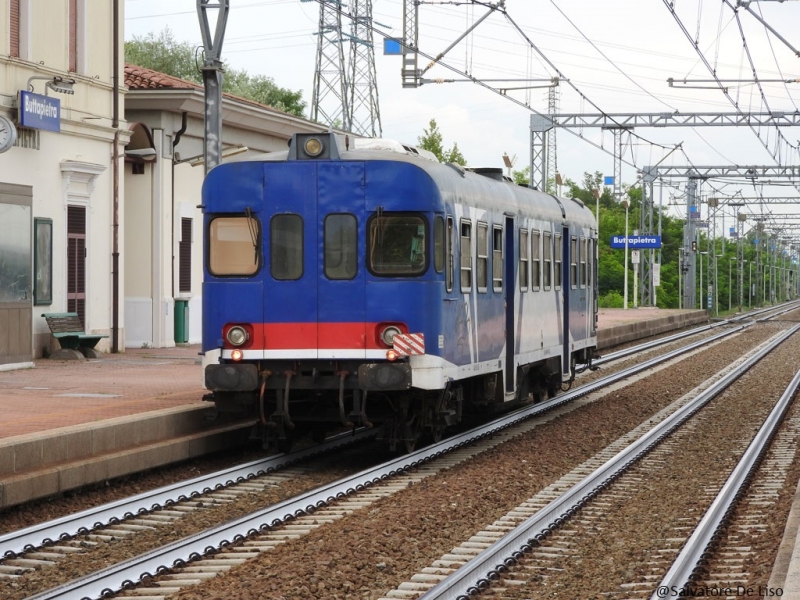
[417,119,467,165]
[125,27,307,117]
[512,166,530,186]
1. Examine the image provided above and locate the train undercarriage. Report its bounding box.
[205,349,596,452]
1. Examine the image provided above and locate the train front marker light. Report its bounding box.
[386,349,398,361]
[380,325,402,346]
[226,326,249,346]
[231,349,244,362]
[304,137,324,157]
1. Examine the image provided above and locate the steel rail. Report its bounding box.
[0,427,378,558]
[417,322,800,600]
[25,321,753,600]
[595,299,800,367]
[652,365,800,599]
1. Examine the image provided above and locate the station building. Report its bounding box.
[0,0,328,367]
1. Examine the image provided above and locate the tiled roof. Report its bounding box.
[123,63,295,117]
[124,64,199,90]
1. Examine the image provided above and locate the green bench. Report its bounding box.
[41,312,108,352]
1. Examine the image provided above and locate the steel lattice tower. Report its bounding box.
[309,0,382,136]
[545,85,558,193]
[348,0,382,137]
[310,0,350,130]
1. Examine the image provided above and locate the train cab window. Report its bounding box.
[492,226,503,292]
[554,233,563,290]
[580,237,588,288]
[519,229,529,291]
[367,213,427,276]
[460,219,472,291]
[324,214,357,280]
[271,214,304,280]
[446,216,454,292]
[531,230,541,291]
[543,231,552,290]
[434,216,445,274]
[570,236,578,288]
[209,215,260,277]
[477,222,488,292]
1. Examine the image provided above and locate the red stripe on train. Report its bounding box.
[245,322,387,350]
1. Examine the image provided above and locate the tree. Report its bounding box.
[417,119,467,165]
[125,28,307,117]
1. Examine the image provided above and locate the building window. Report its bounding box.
[69,0,77,72]
[460,219,472,292]
[519,228,529,291]
[477,221,488,292]
[492,225,503,292]
[10,0,20,57]
[179,218,192,292]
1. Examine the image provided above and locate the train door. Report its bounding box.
[504,216,515,393]
[561,226,571,379]
[317,163,366,357]
[262,163,319,355]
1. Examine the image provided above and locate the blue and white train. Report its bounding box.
[201,132,598,451]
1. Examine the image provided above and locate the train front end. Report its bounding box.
[201,133,449,451]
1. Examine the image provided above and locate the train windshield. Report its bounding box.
[367,213,428,276]
[208,215,260,276]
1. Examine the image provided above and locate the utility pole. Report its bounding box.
[197,0,229,175]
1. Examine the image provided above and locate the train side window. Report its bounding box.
[446,216,454,292]
[554,232,562,290]
[543,231,552,290]
[580,237,588,288]
[570,236,578,288]
[492,225,503,292]
[531,229,541,291]
[477,222,488,292]
[271,214,304,280]
[434,216,445,274]
[519,228,529,291]
[209,215,260,277]
[460,219,472,292]
[324,214,357,280]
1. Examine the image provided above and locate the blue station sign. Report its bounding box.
[610,235,662,249]
[18,91,61,132]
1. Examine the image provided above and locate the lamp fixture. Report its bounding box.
[27,75,76,96]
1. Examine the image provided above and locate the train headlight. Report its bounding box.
[380,325,402,346]
[304,137,324,157]
[226,326,249,347]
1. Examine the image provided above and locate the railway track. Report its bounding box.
[1,314,795,599]
[404,323,800,599]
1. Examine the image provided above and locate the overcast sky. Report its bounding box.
[124,0,800,228]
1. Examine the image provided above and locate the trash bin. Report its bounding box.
[174,299,189,344]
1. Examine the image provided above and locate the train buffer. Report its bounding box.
[41,312,108,359]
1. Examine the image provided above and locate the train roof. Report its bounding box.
[227,133,596,228]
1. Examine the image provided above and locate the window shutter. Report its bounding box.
[179,218,192,293]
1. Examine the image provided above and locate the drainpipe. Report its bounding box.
[171,112,188,296]
[111,0,120,352]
